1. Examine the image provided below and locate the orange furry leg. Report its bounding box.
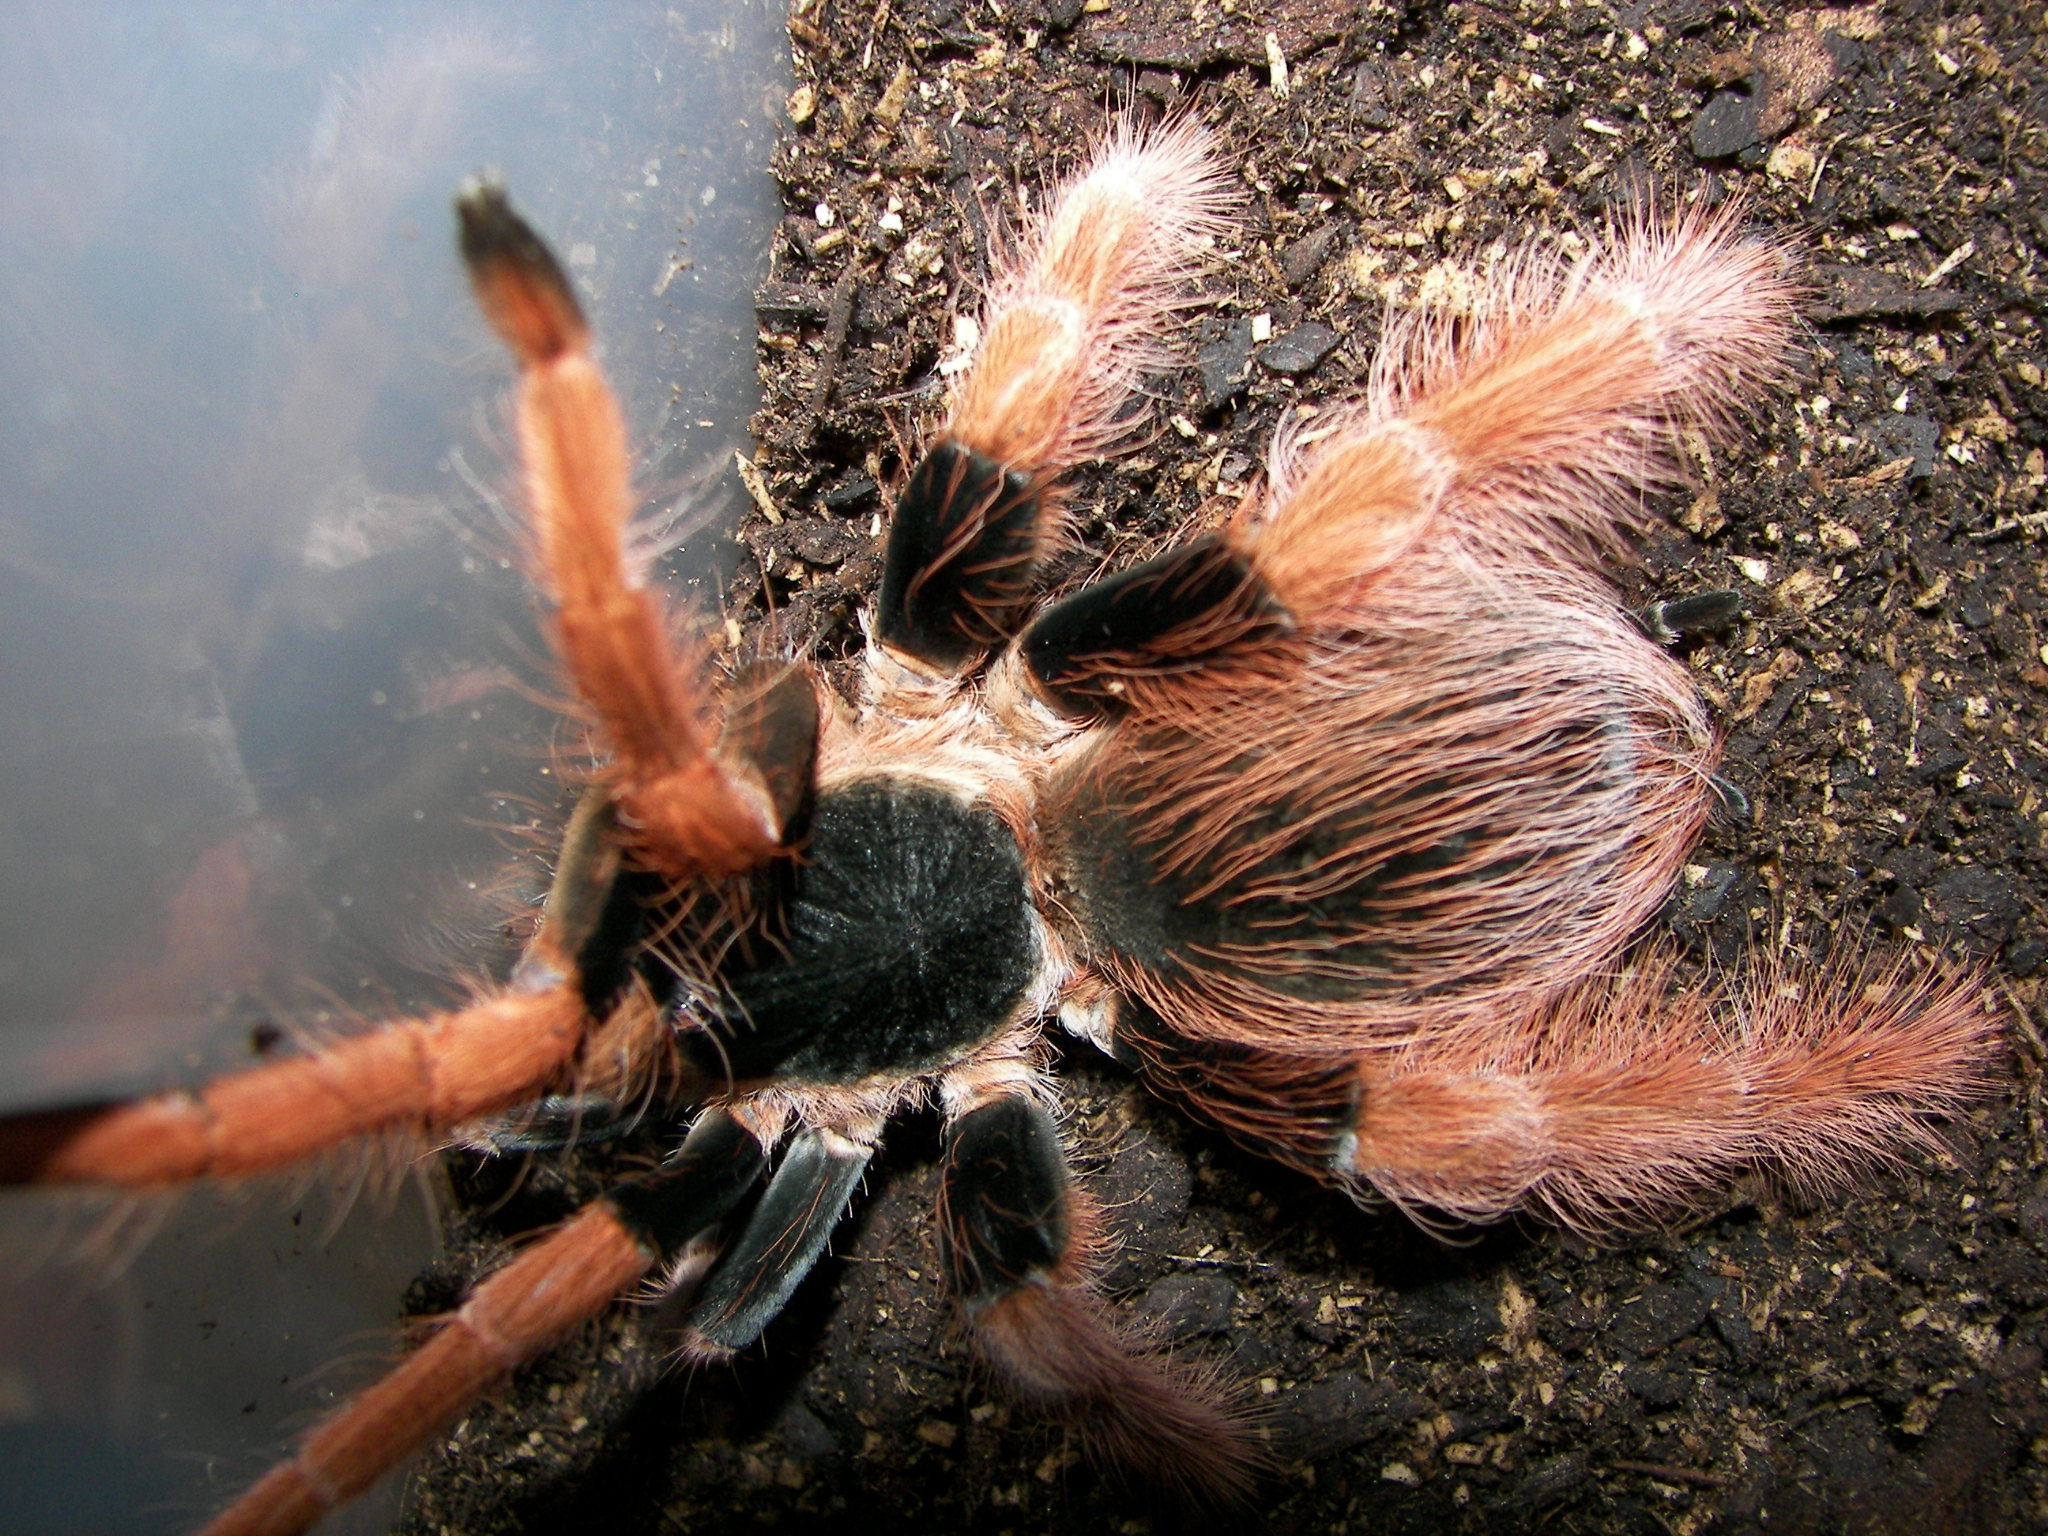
[1409,206,1798,489]
[1121,942,1996,1237]
[1230,206,1801,616]
[944,116,1232,479]
[459,185,780,878]
[199,1204,653,1536]
[1341,944,1999,1234]
[873,120,1235,676]
[0,758,664,1189]
[0,984,586,1186]
[969,1281,1257,1504]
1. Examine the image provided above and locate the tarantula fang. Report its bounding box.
[0,119,1998,1536]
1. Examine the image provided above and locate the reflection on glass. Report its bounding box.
[0,4,786,1531]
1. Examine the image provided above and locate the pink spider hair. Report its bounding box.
[1054,195,1998,1237]
[1237,197,1801,616]
[945,114,1236,498]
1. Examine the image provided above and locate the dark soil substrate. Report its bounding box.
[403,3,2048,1533]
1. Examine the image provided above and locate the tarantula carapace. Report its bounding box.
[0,119,1997,1535]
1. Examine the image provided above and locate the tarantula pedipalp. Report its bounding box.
[0,119,1998,1535]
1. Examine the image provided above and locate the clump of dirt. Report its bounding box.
[404,3,2048,1533]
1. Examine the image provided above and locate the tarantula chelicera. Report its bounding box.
[0,120,1998,1535]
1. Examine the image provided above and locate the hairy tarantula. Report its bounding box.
[0,119,1998,1535]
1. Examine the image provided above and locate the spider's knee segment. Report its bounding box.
[877,440,1047,672]
[1018,533,1290,716]
[938,1094,1074,1312]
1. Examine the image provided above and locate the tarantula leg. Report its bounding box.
[936,1091,1255,1501]
[1013,532,1291,716]
[678,1120,876,1352]
[528,784,637,1004]
[937,1095,1069,1304]
[1114,999,1361,1184]
[1129,947,1995,1234]
[1339,947,1999,1232]
[200,1210,646,1536]
[458,184,786,878]
[200,1108,764,1536]
[467,1093,641,1154]
[1638,588,1742,646]
[1708,774,1754,824]
[0,984,587,1187]
[872,119,1231,677]
[0,778,658,1188]
[715,659,820,840]
[1225,418,1451,622]
[875,443,1047,670]
[1227,210,1799,617]
[598,1105,771,1263]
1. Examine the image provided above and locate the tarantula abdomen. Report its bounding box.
[1048,576,1714,1036]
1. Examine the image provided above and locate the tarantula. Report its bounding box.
[0,119,1996,1535]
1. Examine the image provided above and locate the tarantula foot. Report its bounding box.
[1709,773,1753,824]
[455,178,588,365]
[1638,588,1743,645]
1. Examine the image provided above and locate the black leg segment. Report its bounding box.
[717,660,819,841]
[1018,532,1290,716]
[517,785,691,1020]
[602,1107,769,1263]
[1638,588,1742,645]
[876,438,1047,671]
[513,786,624,1002]
[683,1125,874,1351]
[474,1093,641,1154]
[938,1095,1072,1308]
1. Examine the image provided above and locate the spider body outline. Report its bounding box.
[0,116,1999,1536]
